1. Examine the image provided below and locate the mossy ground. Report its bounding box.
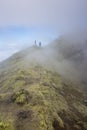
[0,65,87,130]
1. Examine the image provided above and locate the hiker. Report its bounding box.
[39,42,41,47]
[34,40,37,46]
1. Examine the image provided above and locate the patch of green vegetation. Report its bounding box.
[77,121,87,129]
[11,89,30,105]
[0,121,9,130]
[0,94,5,101]
[0,64,87,130]
[0,121,13,130]
[83,122,87,129]
[12,80,25,89]
[15,94,27,104]
[73,102,87,116]
[53,112,64,128]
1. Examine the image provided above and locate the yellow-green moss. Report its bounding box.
[15,94,27,104]
[0,65,86,130]
[53,112,64,128]
[0,121,14,130]
[73,102,87,116]
[12,89,29,105]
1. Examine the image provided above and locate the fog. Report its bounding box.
[0,0,87,63]
[0,0,87,32]
[0,30,87,88]
[19,31,87,87]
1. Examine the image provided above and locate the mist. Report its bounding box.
[0,0,87,87]
[18,30,86,87]
[0,0,87,63]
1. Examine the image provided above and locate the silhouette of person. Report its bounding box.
[39,42,41,47]
[35,40,37,46]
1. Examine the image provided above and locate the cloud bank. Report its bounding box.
[0,0,87,32]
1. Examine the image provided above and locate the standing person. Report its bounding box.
[39,42,41,47]
[35,40,37,46]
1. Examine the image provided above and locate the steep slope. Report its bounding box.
[48,32,87,86]
[0,46,87,130]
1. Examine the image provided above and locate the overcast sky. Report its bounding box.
[0,0,87,30]
[0,0,87,61]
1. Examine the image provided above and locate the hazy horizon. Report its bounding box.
[0,0,87,61]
